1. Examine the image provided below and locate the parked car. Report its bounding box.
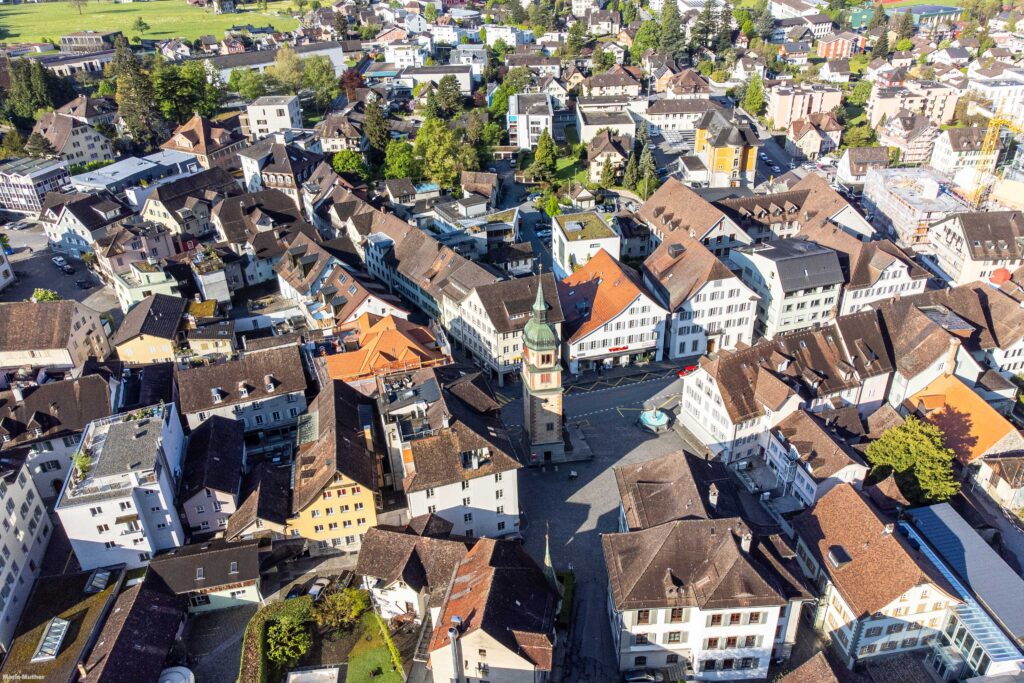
[308,577,331,601]
[75,279,92,290]
[527,192,542,201]
[771,165,782,174]
[61,264,75,275]
[677,364,698,377]
[623,670,666,683]
[51,256,67,267]
[285,584,305,600]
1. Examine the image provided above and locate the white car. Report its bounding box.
[308,577,331,601]
[51,256,67,267]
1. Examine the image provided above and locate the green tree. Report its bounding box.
[592,43,614,74]
[896,9,914,38]
[743,73,765,114]
[340,69,364,101]
[629,22,660,62]
[303,55,340,111]
[312,589,370,632]
[566,20,588,58]
[267,44,304,94]
[754,9,774,40]
[714,0,734,53]
[895,37,913,51]
[5,58,71,125]
[0,130,25,160]
[68,0,87,14]
[622,152,639,189]
[847,79,872,106]
[229,68,269,100]
[332,150,368,179]
[544,193,561,217]
[660,0,687,58]
[865,416,960,504]
[31,288,62,302]
[872,30,889,58]
[152,60,221,124]
[413,118,479,189]
[132,17,150,36]
[434,74,464,115]
[363,98,390,158]
[509,0,527,23]
[490,67,532,117]
[639,143,656,181]
[424,3,439,22]
[842,123,876,148]
[265,617,312,666]
[384,140,419,178]
[24,132,56,158]
[637,170,659,199]
[600,156,615,187]
[531,129,557,181]
[112,37,161,148]
[868,3,887,29]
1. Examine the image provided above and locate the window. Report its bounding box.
[865,627,882,638]
[96,524,109,533]
[636,610,651,625]
[633,657,647,666]
[749,612,761,624]
[709,614,722,626]
[725,637,738,648]
[497,521,506,531]
[463,513,473,522]
[229,562,238,574]
[196,567,205,580]
[89,507,102,517]
[667,632,681,644]
[670,608,684,623]
[729,613,741,625]
[461,481,470,490]
[104,541,116,549]
[744,635,757,648]
[635,633,649,645]
[706,638,719,649]
[462,497,471,506]
[196,505,205,514]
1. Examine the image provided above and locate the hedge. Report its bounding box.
[373,611,404,674]
[238,596,314,683]
[556,572,576,629]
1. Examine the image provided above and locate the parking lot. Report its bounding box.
[0,222,122,323]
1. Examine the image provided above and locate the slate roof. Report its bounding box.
[614,451,710,530]
[799,222,927,289]
[174,345,307,415]
[428,539,558,670]
[473,273,564,334]
[779,652,842,683]
[149,538,261,594]
[111,294,189,346]
[602,518,799,611]
[791,484,958,617]
[0,301,89,352]
[181,416,245,501]
[32,112,95,153]
[213,189,316,250]
[952,211,1024,262]
[738,238,843,293]
[79,578,185,683]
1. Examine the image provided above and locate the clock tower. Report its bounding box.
[521,276,565,464]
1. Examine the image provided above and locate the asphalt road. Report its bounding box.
[0,222,122,323]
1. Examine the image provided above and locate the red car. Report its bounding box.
[677,365,698,377]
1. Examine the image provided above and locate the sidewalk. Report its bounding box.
[563,359,683,387]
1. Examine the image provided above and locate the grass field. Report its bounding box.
[880,0,963,6]
[0,0,299,43]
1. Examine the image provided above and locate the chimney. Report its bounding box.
[740,532,753,553]
[882,523,894,536]
[471,452,480,470]
[10,383,24,403]
[944,337,960,376]
[449,616,465,683]
[708,483,719,510]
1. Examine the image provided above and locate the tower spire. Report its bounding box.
[544,522,563,596]
[532,269,548,324]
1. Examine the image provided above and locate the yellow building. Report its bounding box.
[285,380,382,555]
[694,109,760,188]
[110,293,187,365]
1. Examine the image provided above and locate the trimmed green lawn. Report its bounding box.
[555,156,587,185]
[0,0,299,43]
[345,613,402,683]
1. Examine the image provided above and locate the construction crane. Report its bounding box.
[969,109,1024,209]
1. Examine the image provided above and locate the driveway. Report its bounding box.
[1,223,121,323]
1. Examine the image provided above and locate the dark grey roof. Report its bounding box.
[908,503,1024,642]
[149,538,261,594]
[187,320,235,341]
[206,40,343,70]
[111,294,189,346]
[181,416,245,501]
[474,273,564,334]
[741,238,843,293]
[92,417,165,478]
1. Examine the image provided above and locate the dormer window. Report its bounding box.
[211,388,223,404]
[264,375,275,392]
[238,382,249,399]
[196,567,205,580]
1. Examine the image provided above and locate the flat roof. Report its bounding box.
[0,156,67,177]
[554,211,616,241]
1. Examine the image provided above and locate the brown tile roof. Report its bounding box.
[789,112,842,142]
[355,526,473,606]
[324,313,446,381]
[460,170,498,199]
[778,652,843,683]
[429,539,558,670]
[587,130,631,161]
[161,114,244,156]
[951,211,1024,262]
[614,451,709,530]
[174,345,307,415]
[636,178,728,238]
[772,410,864,481]
[602,518,797,611]
[0,300,89,352]
[292,379,379,512]
[843,146,889,176]
[474,273,564,334]
[226,463,292,540]
[642,235,740,311]
[0,374,111,450]
[791,484,958,617]
[801,222,927,289]
[559,249,654,344]
[79,578,185,683]
[31,112,89,152]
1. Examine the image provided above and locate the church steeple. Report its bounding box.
[532,274,548,324]
[521,272,565,464]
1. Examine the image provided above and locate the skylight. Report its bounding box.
[31,617,70,663]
